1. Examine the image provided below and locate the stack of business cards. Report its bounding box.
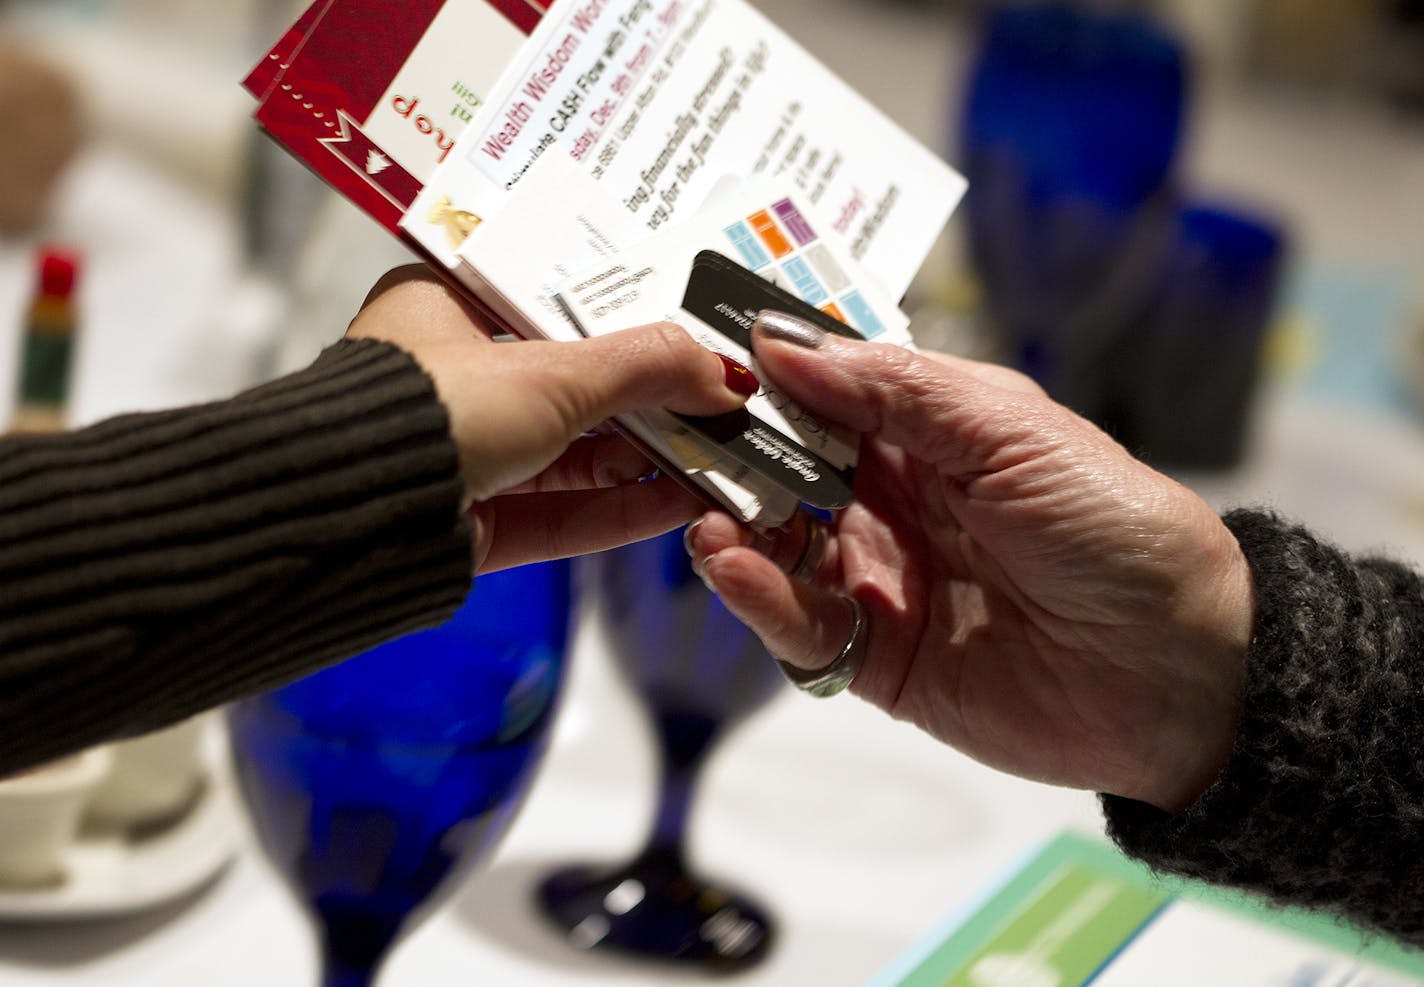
[246,0,966,526]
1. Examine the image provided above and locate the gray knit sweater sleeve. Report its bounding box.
[1102,509,1424,948]
[0,339,473,774]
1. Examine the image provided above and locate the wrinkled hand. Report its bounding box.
[0,42,81,235]
[685,314,1253,813]
[349,267,755,573]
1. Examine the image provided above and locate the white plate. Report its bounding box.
[0,730,243,922]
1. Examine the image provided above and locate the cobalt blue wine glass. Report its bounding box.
[228,560,572,987]
[537,530,784,972]
[960,3,1187,418]
[1112,201,1287,470]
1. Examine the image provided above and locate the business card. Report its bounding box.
[454,153,814,522]
[556,175,909,509]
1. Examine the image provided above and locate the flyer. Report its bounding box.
[249,0,545,232]
[403,0,966,295]
[873,832,1424,987]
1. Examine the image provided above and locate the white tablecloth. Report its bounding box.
[0,598,1105,986]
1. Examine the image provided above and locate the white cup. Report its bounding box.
[0,746,113,887]
[83,716,208,831]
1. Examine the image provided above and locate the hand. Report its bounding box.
[348,267,757,573]
[0,42,81,235]
[685,312,1254,813]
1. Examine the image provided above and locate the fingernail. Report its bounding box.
[753,310,826,349]
[683,518,704,559]
[718,354,761,397]
[698,553,722,594]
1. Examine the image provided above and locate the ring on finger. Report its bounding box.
[776,596,867,698]
[785,514,828,583]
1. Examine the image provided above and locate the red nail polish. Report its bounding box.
[718,354,760,397]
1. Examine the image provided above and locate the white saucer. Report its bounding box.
[0,737,243,922]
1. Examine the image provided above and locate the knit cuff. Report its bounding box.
[0,339,473,771]
[1102,510,1424,947]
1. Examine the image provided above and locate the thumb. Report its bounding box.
[750,311,1066,475]
[543,321,759,432]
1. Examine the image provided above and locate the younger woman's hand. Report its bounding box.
[349,267,759,572]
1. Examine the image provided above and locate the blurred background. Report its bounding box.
[4,0,1423,540]
[1,0,1422,984]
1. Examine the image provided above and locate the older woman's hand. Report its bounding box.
[349,267,758,572]
[685,312,1254,814]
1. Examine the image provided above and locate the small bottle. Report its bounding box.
[12,247,81,434]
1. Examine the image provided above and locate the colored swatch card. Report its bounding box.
[872,832,1424,987]
[709,197,913,344]
[252,0,547,233]
[403,0,966,297]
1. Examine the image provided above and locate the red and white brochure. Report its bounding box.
[242,0,328,101]
[246,0,551,234]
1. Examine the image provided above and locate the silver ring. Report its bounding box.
[776,597,867,698]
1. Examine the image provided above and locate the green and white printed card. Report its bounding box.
[873,832,1424,987]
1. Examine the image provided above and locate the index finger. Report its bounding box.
[750,313,1082,479]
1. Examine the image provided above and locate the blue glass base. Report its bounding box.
[537,847,773,972]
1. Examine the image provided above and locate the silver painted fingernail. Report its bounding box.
[683,519,704,559]
[697,552,722,594]
[753,310,825,349]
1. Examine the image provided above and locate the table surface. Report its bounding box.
[0,602,1107,987]
[4,385,1424,987]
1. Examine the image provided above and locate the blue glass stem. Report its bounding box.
[317,904,402,987]
[321,967,374,987]
[643,708,721,868]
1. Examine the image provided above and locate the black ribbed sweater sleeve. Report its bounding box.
[1102,509,1424,949]
[0,339,473,774]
